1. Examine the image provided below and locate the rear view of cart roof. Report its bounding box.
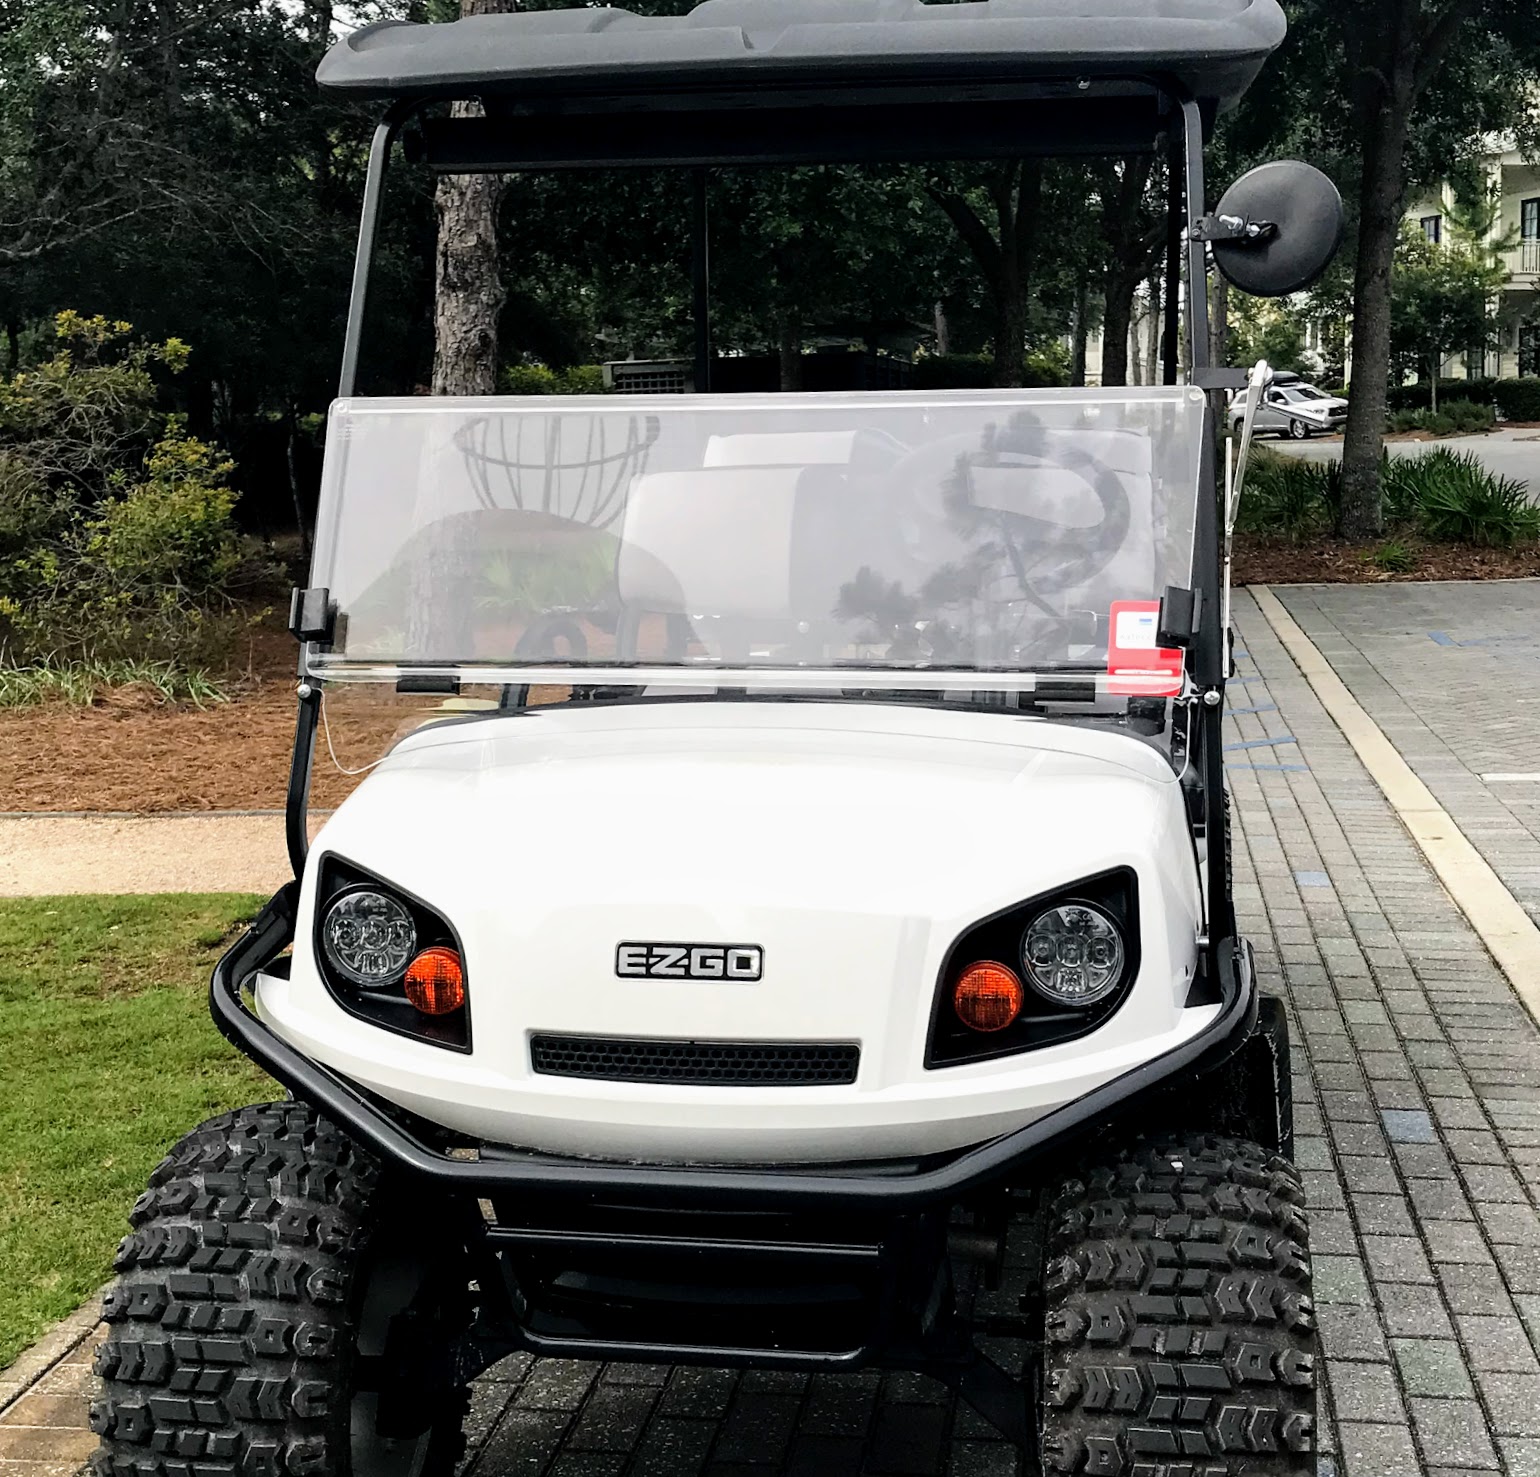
[318,0,1286,165]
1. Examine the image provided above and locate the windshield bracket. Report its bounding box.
[288,586,335,644]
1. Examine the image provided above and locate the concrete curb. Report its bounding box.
[0,1298,102,1419]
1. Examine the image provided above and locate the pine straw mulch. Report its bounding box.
[1233,535,1540,586]
[0,626,487,814]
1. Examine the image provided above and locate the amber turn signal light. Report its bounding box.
[952,961,1024,1033]
[404,947,466,1015]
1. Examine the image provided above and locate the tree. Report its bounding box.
[924,162,1044,386]
[1213,0,1538,532]
[1228,298,1313,376]
[1326,2,1536,534]
[431,0,518,396]
[1389,226,1507,401]
[1091,156,1163,388]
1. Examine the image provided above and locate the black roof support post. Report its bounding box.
[1176,95,1234,948]
[338,102,412,398]
[692,168,712,393]
[292,99,409,880]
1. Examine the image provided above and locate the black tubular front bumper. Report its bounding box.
[211,883,1259,1213]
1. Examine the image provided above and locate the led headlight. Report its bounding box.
[321,889,417,987]
[1021,902,1125,1006]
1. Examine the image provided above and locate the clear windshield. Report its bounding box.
[307,388,1206,693]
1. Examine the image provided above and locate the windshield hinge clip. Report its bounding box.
[289,587,334,645]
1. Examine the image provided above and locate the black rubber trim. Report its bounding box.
[211,885,1256,1212]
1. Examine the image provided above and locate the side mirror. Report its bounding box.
[1207,160,1344,298]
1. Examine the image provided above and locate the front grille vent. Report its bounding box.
[530,1034,859,1086]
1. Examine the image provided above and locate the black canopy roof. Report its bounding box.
[319,0,1284,168]
[320,0,1283,110]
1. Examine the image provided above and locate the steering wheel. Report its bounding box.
[889,426,1133,597]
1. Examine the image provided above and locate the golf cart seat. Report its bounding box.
[702,429,907,471]
[613,421,1161,666]
[616,465,876,626]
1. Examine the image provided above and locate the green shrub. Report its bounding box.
[1493,377,1540,422]
[1386,377,1497,412]
[1387,401,1495,435]
[1368,541,1417,574]
[911,354,996,390]
[500,363,608,396]
[0,656,227,708]
[1447,400,1496,433]
[1235,446,1334,540]
[0,314,263,673]
[1397,447,1540,546]
[910,353,1068,391]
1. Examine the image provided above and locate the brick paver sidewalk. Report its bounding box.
[6,586,1540,1476]
[1276,580,1540,930]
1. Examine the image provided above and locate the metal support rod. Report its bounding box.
[691,168,712,393]
[1179,97,1211,374]
[286,685,322,879]
[1176,97,1230,943]
[338,105,409,399]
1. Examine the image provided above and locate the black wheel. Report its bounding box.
[91,1102,472,1477]
[1286,418,1309,440]
[1039,1135,1315,1475]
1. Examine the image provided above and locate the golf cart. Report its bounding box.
[91,4,1341,1474]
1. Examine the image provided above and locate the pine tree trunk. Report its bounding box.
[1143,268,1161,385]
[1101,271,1137,387]
[988,161,1041,388]
[992,282,1026,387]
[429,0,516,398]
[777,318,803,391]
[432,133,508,396]
[1209,275,1229,369]
[1339,36,1417,539]
[1070,273,1089,386]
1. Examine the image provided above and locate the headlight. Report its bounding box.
[1021,902,1125,1006]
[926,869,1138,1069]
[321,888,418,987]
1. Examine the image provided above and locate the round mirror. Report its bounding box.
[1211,161,1344,298]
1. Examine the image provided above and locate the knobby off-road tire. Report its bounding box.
[1040,1135,1315,1476]
[91,1102,471,1477]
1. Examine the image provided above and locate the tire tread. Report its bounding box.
[1040,1134,1315,1477]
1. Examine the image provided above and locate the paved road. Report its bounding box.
[8,588,1540,1475]
[1272,429,1540,488]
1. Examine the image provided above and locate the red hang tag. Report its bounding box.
[1107,599,1183,697]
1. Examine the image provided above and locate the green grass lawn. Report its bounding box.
[0,893,271,1369]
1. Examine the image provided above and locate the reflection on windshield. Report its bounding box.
[309,390,1204,681]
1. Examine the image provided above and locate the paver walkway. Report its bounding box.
[7,587,1540,1475]
[0,813,312,895]
[1276,581,1540,930]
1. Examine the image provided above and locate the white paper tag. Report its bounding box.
[1114,608,1159,651]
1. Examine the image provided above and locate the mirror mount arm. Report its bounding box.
[1189,213,1278,245]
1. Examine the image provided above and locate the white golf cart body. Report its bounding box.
[90,10,1332,1477]
[257,389,1221,1163]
